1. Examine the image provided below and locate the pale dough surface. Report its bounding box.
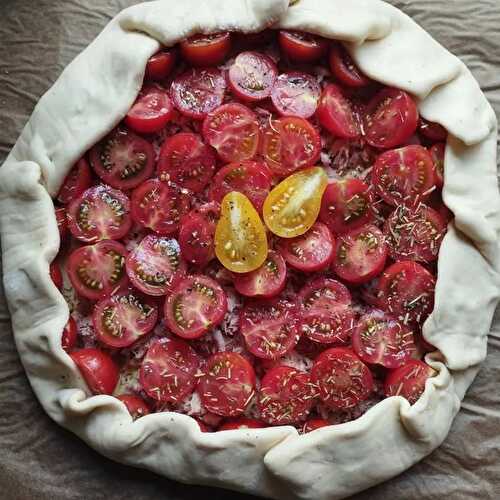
[0,1,499,499]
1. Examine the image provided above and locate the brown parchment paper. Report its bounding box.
[0,1,499,499]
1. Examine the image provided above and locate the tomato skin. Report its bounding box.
[145,50,177,81]
[298,277,352,311]
[302,419,330,433]
[117,394,151,419]
[61,317,78,353]
[55,207,68,240]
[279,30,328,63]
[329,44,370,88]
[70,348,119,395]
[57,158,93,205]
[50,262,63,290]
[219,418,266,431]
[180,32,231,67]
[196,419,210,432]
[430,142,445,188]
[384,359,436,404]
[419,118,447,142]
[364,88,419,149]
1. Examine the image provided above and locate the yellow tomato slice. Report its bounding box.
[215,191,268,273]
[263,167,328,238]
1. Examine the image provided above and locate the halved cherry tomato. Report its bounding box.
[228,51,277,102]
[263,167,328,238]
[384,359,436,404]
[260,117,321,178]
[278,31,328,63]
[258,366,316,425]
[328,138,378,178]
[271,72,321,119]
[57,158,92,204]
[93,289,158,348]
[198,352,256,417]
[431,142,445,188]
[145,49,177,81]
[302,419,330,433]
[125,86,174,135]
[139,337,201,403]
[68,185,132,243]
[419,118,447,142]
[319,179,374,235]
[329,44,370,88]
[239,296,299,359]
[202,103,260,163]
[157,132,217,193]
[219,417,266,431]
[316,83,360,139]
[384,204,446,263]
[352,310,416,369]
[67,240,128,301]
[50,261,63,290]
[131,179,190,235]
[299,306,355,345]
[428,191,453,225]
[70,348,119,395]
[61,317,78,352]
[89,128,155,190]
[180,32,231,67]
[126,234,186,296]
[364,88,419,149]
[117,394,151,419]
[171,68,226,120]
[234,30,275,48]
[179,202,220,267]
[277,222,334,272]
[209,161,272,212]
[164,275,227,340]
[215,192,268,273]
[378,261,436,326]
[311,347,373,409]
[55,207,68,240]
[372,145,436,207]
[332,224,387,285]
[298,277,352,311]
[233,250,287,298]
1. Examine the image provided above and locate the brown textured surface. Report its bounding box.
[0,1,499,499]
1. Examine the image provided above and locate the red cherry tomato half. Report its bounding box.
[278,30,328,63]
[316,83,360,140]
[234,29,275,48]
[171,68,226,120]
[372,145,436,207]
[68,185,132,243]
[299,306,355,345]
[384,204,446,263]
[57,158,92,205]
[233,250,287,299]
[117,394,151,419]
[179,202,220,267]
[61,316,78,352]
[164,275,227,339]
[258,366,316,425]
[271,72,321,119]
[93,290,158,348]
[352,310,416,369]
[428,191,453,226]
[126,234,186,296]
[311,347,373,409]
[379,261,436,326]
[50,261,63,290]
[67,240,128,301]
[228,51,278,102]
[419,118,447,142]
[124,86,174,135]
[302,418,330,433]
[219,417,266,431]
[364,88,419,149]
[332,224,387,285]
[157,132,217,193]
[180,32,231,67]
[131,179,190,235]
[55,207,68,240]
[329,44,370,88]
[139,337,201,403]
[298,277,352,311]
[209,161,272,212]
[277,222,334,272]
[384,359,436,404]
[431,142,445,188]
[70,348,119,395]
[319,179,374,235]
[261,116,321,178]
[239,297,300,360]
[145,49,177,81]
[198,352,256,417]
[89,128,155,191]
[202,103,260,163]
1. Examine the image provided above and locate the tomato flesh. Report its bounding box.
[302,419,330,433]
[299,306,355,345]
[180,32,231,67]
[329,44,370,88]
[298,277,352,311]
[145,50,176,81]
[61,317,78,352]
[419,118,447,142]
[50,261,63,290]
[279,31,328,63]
[431,142,445,188]
[57,158,92,204]
[55,207,68,240]
[117,394,151,419]
[219,417,266,431]
[70,348,119,395]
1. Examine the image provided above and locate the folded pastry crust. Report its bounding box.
[0,1,498,499]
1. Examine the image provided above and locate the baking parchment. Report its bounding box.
[0,1,499,499]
